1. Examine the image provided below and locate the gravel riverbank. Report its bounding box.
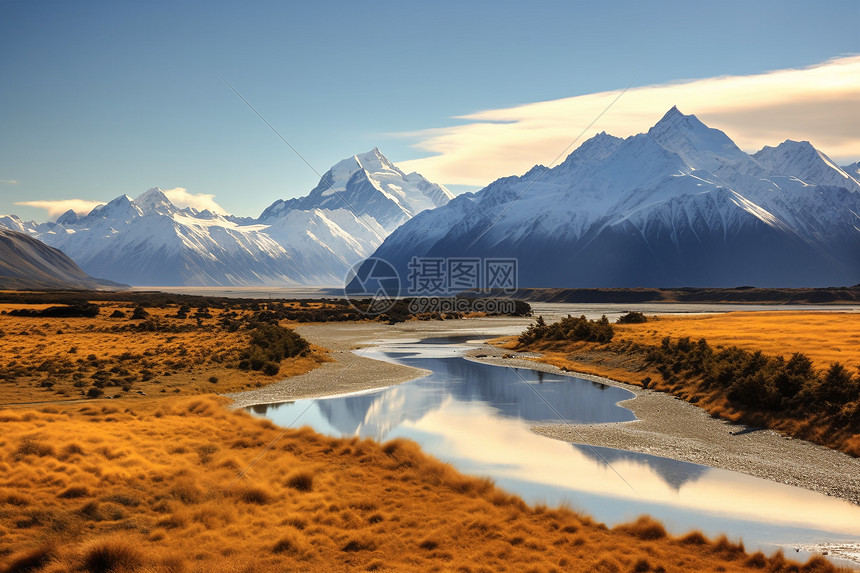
[225,322,431,408]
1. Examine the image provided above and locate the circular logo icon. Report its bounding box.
[344,257,401,316]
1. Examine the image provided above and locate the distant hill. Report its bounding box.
[480,286,860,305]
[0,228,125,290]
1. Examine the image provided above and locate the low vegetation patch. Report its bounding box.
[0,298,328,403]
[0,291,530,404]
[518,314,615,345]
[7,302,99,318]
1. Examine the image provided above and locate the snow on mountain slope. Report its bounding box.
[754,141,860,192]
[259,148,453,232]
[0,150,450,286]
[370,108,860,289]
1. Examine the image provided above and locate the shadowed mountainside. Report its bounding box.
[0,228,124,290]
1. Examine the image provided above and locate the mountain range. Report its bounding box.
[370,107,860,289]
[0,149,452,286]
[3,113,858,290]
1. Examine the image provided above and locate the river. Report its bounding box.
[249,332,860,565]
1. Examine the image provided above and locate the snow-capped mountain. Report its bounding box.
[0,150,452,286]
[259,148,453,232]
[369,107,860,289]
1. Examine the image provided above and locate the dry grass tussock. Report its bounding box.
[0,396,838,572]
[0,300,330,404]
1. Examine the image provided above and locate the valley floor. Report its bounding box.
[2,309,856,571]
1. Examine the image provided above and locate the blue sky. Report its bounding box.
[1,0,858,220]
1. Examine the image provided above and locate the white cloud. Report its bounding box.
[0,179,19,185]
[160,187,227,214]
[15,199,105,219]
[398,55,860,188]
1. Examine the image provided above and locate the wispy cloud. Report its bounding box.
[398,55,860,188]
[0,179,20,185]
[15,199,104,219]
[161,187,227,214]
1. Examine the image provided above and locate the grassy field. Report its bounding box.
[0,300,330,405]
[0,396,837,573]
[0,302,848,571]
[613,311,860,372]
[508,311,860,456]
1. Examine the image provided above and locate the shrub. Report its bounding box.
[238,323,310,371]
[9,303,99,318]
[130,306,149,320]
[518,314,614,345]
[616,311,648,324]
[816,362,859,408]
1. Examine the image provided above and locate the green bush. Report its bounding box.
[518,315,614,345]
[645,335,859,422]
[261,362,280,376]
[616,311,648,324]
[238,323,309,372]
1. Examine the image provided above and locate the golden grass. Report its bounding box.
[0,301,329,404]
[0,396,834,572]
[614,311,860,371]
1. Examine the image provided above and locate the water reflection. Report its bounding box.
[250,338,860,556]
[575,444,709,492]
[268,344,635,441]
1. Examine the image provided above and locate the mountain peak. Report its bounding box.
[648,106,752,172]
[85,194,142,222]
[755,140,860,191]
[353,148,398,175]
[56,209,79,225]
[651,106,708,133]
[136,187,166,200]
[661,105,684,120]
[258,149,451,231]
[135,187,177,215]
